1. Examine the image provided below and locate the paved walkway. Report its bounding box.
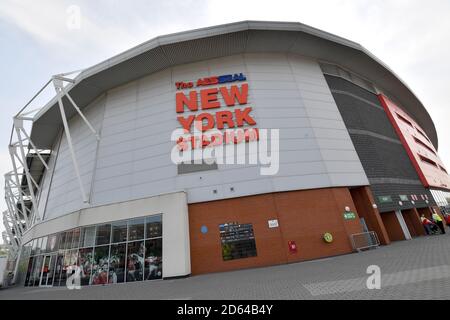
[1,232,450,300]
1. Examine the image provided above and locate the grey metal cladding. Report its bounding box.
[84,46,171,92]
[246,30,300,52]
[325,74,380,104]
[161,31,249,65]
[325,75,436,212]
[348,129,401,145]
[350,134,419,179]
[326,76,399,140]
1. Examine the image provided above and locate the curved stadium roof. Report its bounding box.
[29,20,438,149]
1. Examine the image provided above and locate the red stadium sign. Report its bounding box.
[174,74,258,150]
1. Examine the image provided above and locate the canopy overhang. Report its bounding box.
[29,20,438,149]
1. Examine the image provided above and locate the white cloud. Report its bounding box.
[0,0,211,64]
[0,1,70,46]
[0,0,135,54]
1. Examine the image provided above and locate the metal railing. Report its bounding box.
[350,231,380,252]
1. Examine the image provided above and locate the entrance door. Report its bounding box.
[395,210,412,240]
[31,255,43,287]
[40,254,56,287]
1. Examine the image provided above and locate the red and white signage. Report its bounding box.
[379,94,450,190]
[175,73,259,150]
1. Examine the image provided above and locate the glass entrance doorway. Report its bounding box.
[40,254,57,287]
[20,213,163,288]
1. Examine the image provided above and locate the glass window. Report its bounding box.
[54,253,65,287]
[146,215,162,239]
[41,237,48,253]
[40,255,52,286]
[71,228,81,249]
[126,241,144,282]
[31,255,43,287]
[46,255,57,287]
[31,239,37,256]
[80,226,96,248]
[91,246,110,285]
[28,241,33,253]
[64,231,73,250]
[46,234,58,252]
[58,232,66,251]
[219,223,257,261]
[25,257,34,287]
[78,248,94,286]
[96,224,111,246]
[21,213,164,288]
[128,218,145,241]
[62,250,79,285]
[35,238,42,255]
[144,238,162,280]
[109,244,126,284]
[111,221,128,243]
[71,250,79,266]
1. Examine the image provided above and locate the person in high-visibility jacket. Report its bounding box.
[432,211,446,234]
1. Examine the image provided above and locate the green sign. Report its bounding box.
[399,195,409,202]
[343,212,356,220]
[378,196,393,203]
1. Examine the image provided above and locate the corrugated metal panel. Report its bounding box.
[325,75,436,212]
[161,31,248,65]
[246,30,299,52]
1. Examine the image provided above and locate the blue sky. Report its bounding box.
[1,0,450,236]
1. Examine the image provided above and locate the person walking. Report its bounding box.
[432,210,446,234]
[421,214,433,235]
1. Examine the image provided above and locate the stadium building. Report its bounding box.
[3,21,450,288]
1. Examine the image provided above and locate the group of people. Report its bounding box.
[420,210,450,235]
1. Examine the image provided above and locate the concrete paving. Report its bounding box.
[1,232,450,300]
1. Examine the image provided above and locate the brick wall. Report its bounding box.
[188,187,363,275]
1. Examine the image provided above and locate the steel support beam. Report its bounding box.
[8,148,30,228]
[53,77,98,203]
[13,123,41,221]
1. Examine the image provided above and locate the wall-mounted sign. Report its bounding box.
[343,212,357,220]
[323,233,334,243]
[268,219,279,229]
[399,195,409,202]
[200,225,208,234]
[378,195,393,204]
[174,73,259,151]
[176,73,247,90]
